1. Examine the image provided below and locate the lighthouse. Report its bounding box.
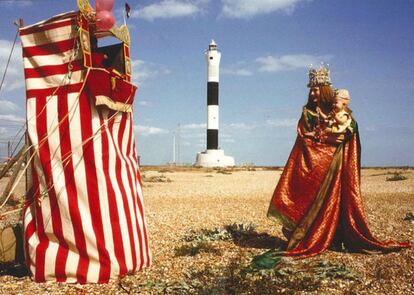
[195,40,235,167]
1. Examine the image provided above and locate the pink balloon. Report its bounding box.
[96,10,115,31]
[95,0,114,12]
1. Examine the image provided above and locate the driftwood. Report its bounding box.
[0,144,28,206]
[0,145,26,181]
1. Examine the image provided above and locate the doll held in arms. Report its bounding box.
[304,88,353,143]
[326,89,352,134]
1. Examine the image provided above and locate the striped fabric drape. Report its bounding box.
[20,11,150,283]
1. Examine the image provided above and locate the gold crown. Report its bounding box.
[307,64,332,87]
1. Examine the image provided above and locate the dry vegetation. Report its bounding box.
[0,167,413,294]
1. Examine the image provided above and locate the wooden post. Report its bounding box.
[14,18,23,28]
[25,132,32,195]
[7,141,11,159]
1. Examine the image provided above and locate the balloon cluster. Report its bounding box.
[95,0,115,30]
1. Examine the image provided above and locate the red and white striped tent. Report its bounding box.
[20,2,150,283]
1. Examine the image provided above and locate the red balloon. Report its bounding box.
[95,0,114,12]
[96,10,115,31]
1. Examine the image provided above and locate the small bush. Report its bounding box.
[225,223,257,241]
[184,223,257,243]
[386,172,407,181]
[142,175,172,183]
[184,227,232,243]
[157,168,173,173]
[404,212,414,222]
[216,169,232,175]
[175,242,222,257]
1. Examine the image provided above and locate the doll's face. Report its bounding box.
[334,97,348,112]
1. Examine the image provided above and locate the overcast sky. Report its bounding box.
[0,0,413,166]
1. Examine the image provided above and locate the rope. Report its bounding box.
[9,132,25,159]
[0,35,85,209]
[23,26,81,136]
[1,25,80,163]
[1,86,136,225]
[0,28,19,95]
[2,24,140,226]
[35,93,135,228]
[0,69,134,211]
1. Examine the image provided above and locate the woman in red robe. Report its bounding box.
[267,66,410,257]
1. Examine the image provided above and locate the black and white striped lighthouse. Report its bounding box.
[195,40,235,167]
[206,40,220,150]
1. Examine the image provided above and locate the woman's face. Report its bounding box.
[309,87,320,102]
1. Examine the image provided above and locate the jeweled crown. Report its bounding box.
[307,64,332,87]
